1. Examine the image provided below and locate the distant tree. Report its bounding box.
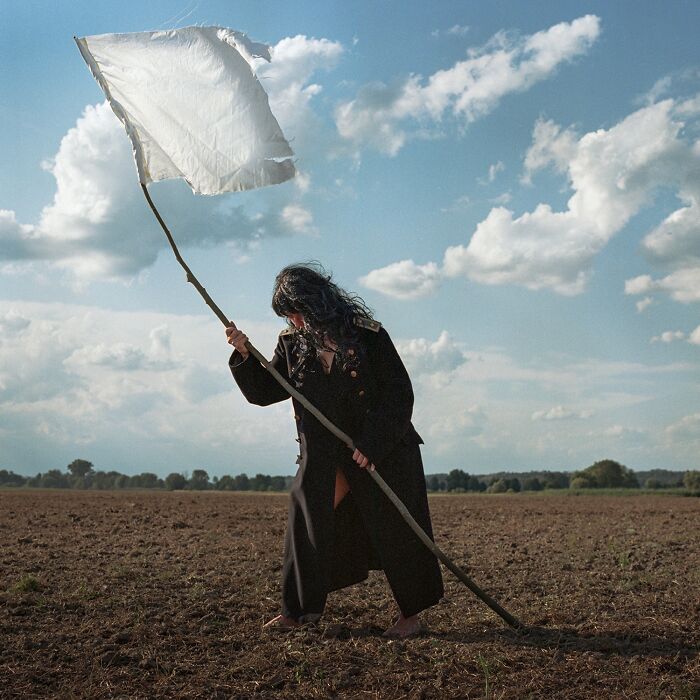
[571,459,638,489]
[636,469,686,488]
[523,477,543,492]
[506,478,521,493]
[0,469,26,487]
[89,471,112,489]
[234,474,251,491]
[214,475,234,490]
[427,475,441,492]
[165,473,188,491]
[468,476,485,492]
[40,469,70,489]
[114,474,130,489]
[684,470,700,493]
[541,472,570,489]
[570,475,594,490]
[189,469,210,490]
[446,469,469,491]
[644,478,663,490]
[250,473,271,491]
[67,459,94,478]
[131,472,162,489]
[268,476,286,491]
[69,473,89,489]
[487,478,508,494]
[104,471,123,488]
[91,471,106,489]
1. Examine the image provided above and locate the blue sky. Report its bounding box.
[1,1,699,477]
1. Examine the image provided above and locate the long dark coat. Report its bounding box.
[230,319,444,622]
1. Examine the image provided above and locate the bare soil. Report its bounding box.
[0,490,698,699]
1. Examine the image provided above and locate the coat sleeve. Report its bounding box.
[353,327,415,466]
[229,337,291,406]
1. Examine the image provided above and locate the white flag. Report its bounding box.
[75,26,295,195]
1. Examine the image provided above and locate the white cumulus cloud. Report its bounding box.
[280,203,317,235]
[479,161,505,185]
[626,190,700,303]
[369,92,700,302]
[396,331,467,375]
[0,210,44,261]
[626,267,700,303]
[636,296,654,313]
[522,118,578,183]
[641,194,700,266]
[336,15,600,156]
[444,99,695,295]
[650,324,700,346]
[360,259,442,299]
[651,330,686,343]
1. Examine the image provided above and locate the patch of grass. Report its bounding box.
[477,653,493,700]
[617,551,631,570]
[294,659,309,683]
[566,487,688,497]
[110,564,141,582]
[188,582,207,599]
[620,573,654,593]
[12,574,43,593]
[431,488,690,497]
[76,582,101,600]
[154,568,178,584]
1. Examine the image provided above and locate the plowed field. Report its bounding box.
[1,490,698,698]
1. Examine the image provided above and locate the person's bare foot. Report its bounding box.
[382,614,423,639]
[262,614,300,632]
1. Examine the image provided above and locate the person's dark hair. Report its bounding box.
[271,262,374,372]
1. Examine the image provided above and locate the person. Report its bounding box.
[226,263,444,638]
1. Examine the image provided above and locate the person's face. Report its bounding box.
[287,312,305,329]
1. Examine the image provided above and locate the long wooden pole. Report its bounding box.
[141,183,523,629]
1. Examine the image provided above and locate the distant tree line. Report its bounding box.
[427,469,570,493]
[2,458,698,494]
[426,460,697,493]
[0,460,291,492]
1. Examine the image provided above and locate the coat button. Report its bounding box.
[350,370,358,378]
[358,390,365,397]
[347,348,355,356]
[294,415,301,421]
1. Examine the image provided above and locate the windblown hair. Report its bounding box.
[271,262,374,373]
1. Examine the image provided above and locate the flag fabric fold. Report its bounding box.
[75,26,295,195]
